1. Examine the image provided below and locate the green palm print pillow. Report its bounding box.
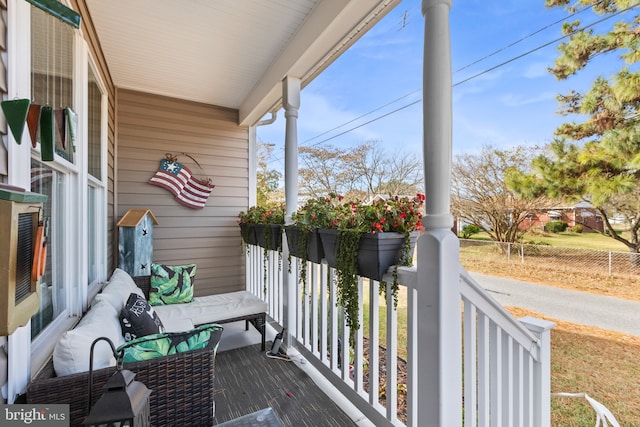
[149,263,196,305]
[117,323,223,363]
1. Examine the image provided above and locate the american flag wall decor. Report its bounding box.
[148,153,215,209]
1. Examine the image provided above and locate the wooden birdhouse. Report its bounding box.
[116,209,158,277]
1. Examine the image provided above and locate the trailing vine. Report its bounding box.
[239,223,252,254]
[261,224,283,297]
[380,231,414,308]
[335,229,362,338]
[288,226,312,293]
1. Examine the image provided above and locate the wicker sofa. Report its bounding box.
[27,268,268,427]
[28,344,218,427]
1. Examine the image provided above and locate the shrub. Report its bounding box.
[461,224,481,238]
[572,224,583,233]
[544,221,568,233]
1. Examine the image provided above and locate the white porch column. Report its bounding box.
[417,1,461,426]
[282,76,300,347]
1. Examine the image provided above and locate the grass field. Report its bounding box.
[471,229,631,251]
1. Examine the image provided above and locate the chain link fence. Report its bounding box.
[459,239,640,277]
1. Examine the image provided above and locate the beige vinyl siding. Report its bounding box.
[116,89,249,296]
[74,0,117,273]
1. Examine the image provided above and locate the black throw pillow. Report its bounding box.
[119,293,165,342]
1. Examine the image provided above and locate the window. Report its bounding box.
[87,67,102,179]
[87,64,106,286]
[30,6,75,163]
[29,5,75,338]
[30,161,67,337]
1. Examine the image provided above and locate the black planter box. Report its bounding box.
[285,226,325,264]
[253,224,282,251]
[318,229,417,281]
[239,223,257,245]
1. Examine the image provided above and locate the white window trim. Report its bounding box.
[85,58,109,306]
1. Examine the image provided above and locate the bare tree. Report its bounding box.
[451,145,552,243]
[352,141,387,195]
[376,152,423,196]
[299,144,360,197]
[349,140,424,197]
[299,142,423,201]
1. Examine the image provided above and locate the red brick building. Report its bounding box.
[519,202,604,233]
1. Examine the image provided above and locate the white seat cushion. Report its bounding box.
[95,268,145,312]
[53,300,125,376]
[153,291,267,326]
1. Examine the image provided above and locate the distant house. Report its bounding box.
[520,202,604,232]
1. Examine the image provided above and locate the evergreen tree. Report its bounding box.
[510,0,640,252]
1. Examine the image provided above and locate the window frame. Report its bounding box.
[25,2,109,371]
[85,59,108,296]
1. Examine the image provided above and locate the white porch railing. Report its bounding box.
[245,244,554,427]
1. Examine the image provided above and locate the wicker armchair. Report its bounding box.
[28,344,217,427]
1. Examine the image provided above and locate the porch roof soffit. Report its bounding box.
[83,0,400,127]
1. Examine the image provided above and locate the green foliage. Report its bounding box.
[238,204,285,225]
[523,239,552,246]
[545,221,569,233]
[291,194,344,229]
[238,204,284,296]
[291,193,425,234]
[353,195,425,234]
[286,226,313,289]
[461,224,481,238]
[572,224,584,233]
[335,230,362,341]
[510,0,640,254]
[293,194,424,333]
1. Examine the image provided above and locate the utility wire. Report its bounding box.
[303,89,420,144]
[454,0,602,74]
[454,5,630,87]
[304,99,421,147]
[303,5,635,148]
[303,1,605,148]
[266,3,636,164]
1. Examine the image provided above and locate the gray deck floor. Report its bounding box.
[212,342,358,426]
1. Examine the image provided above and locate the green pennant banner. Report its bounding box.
[39,106,55,161]
[1,99,31,144]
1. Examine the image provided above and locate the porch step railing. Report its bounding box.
[245,243,554,427]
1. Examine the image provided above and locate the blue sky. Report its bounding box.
[258,0,629,168]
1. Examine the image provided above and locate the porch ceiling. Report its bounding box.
[84,0,400,126]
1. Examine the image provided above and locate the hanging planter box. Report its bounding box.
[285,226,324,264]
[318,229,418,281]
[239,223,257,245]
[253,224,282,251]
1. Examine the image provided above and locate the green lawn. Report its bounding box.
[468,229,630,252]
